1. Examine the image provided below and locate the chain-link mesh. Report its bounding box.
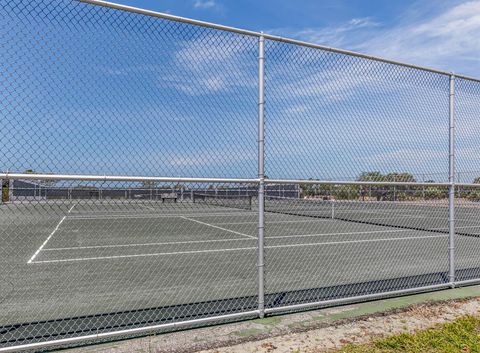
[263,182,450,310]
[0,0,258,178]
[1,0,259,349]
[0,179,259,348]
[456,78,480,183]
[264,40,451,181]
[454,78,480,281]
[2,0,480,351]
[262,39,453,311]
[454,185,480,281]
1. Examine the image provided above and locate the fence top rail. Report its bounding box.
[454,183,480,188]
[5,173,480,188]
[265,179,453,187]
[78,0,480,83]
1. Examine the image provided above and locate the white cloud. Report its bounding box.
[269,1,480,77]
[269,17,379,49]
[353,1,480,74]
[348,18,377,27]
[193,0,217,10]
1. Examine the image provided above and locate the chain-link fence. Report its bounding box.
[1,0,480,351]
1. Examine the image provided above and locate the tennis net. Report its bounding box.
[193,193,253,211]
[264,196,480,237]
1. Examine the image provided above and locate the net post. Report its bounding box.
[448,74,456,287]
[257,33,266,319]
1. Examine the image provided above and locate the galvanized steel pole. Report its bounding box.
[257,34,266,318]
[448,74,456,285]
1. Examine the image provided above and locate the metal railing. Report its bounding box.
[1,0,480,351]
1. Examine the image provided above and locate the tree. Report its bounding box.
[423,180,448,200]
[357,172,385,200]
[1,179,9,203]
[356,172,416,201]
[357,171,385,182]
[384,173,416,201]
[299,180,334,199]
[300,179,317,197]
[460,177,480,201]
[384,172,415,183]
[332,184,359,200]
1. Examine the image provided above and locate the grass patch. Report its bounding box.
[338,315,480,353]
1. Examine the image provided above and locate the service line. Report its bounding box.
[27,216,66,264]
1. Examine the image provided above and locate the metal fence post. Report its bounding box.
[257,34,266,318]
[448,74,456,286]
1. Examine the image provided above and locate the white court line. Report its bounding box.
[40,227,429,252]
[30,234,447,264]
[180,216,256,239]
[44,237,254,251]
[64,211,427,222]
[65,211,456,226]
[68,204,76,213]
[42,224,451,252]
[140,204,155,211]
[27,216,66,264]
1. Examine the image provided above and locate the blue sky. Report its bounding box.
[113,0,480,77]
[1,0,480,182]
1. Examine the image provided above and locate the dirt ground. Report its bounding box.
[62,287,480,353]
[198,298,480,353]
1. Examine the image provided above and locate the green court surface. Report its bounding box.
[1,200,480,346]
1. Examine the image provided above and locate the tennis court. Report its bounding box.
[3,2,480,351]
[3,197,480,345]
